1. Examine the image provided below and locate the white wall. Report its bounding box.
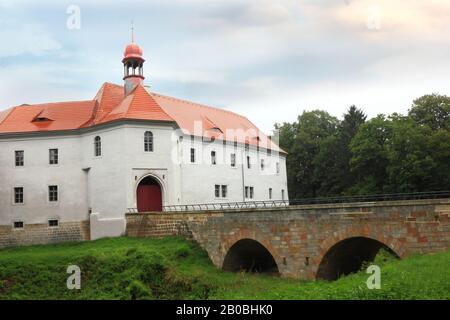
[121,123,181,209]
[79,123,181,219]
[0,134,89,225]
[179,137,288,204]
[80,125,128,220]
[0,121,288,235]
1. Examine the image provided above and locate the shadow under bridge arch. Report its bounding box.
[316,236,400,281]
[222,239,279,275]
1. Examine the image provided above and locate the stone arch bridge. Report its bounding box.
[126,198,450,280]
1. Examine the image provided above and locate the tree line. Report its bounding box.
[275,94,450,199]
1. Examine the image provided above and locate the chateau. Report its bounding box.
[0,40,288,246]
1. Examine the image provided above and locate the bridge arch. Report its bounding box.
[222,238,279,274]
[316,236,400,281]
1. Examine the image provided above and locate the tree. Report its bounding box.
[277,110,339,198]
[336,106,367,194]
[428,129,450,190]
[274,121,298,198]
[340,106,367,143]
[348,115,391,195]
[276,95,450,198]
[409,94,450,131]
[384,115,436,192]
[274,122,297,153]
[313,133,342,196]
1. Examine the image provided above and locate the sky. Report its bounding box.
[1,0,450,132]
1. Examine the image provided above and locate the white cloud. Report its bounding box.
[0,63,95,109]
[1,0,450,133]
[332,0,450,37]
[0,24,61,57]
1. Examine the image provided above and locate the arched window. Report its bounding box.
[144,131,153,152]
[94,136,101,157]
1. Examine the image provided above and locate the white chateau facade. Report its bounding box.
[0,41,288,245]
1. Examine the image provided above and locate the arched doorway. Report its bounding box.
[222,239,279,274]
[136,176,162,212]
[316,237,399,281]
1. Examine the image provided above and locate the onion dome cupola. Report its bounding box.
[122,25,146,95]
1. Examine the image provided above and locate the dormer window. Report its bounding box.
[203,116,223,135]
[32,117,52,122]
[209,127,223,133]
[32,110,53,123]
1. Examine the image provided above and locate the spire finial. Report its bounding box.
[131,20,135,43]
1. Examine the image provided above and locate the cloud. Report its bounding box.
[189,0,293,29]
[1,0,450,133]
[0,23,61,57]
[0,64,93,108]
[332,0,450,37]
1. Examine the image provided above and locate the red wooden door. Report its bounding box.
[137,184,162,212]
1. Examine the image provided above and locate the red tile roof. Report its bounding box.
[0,82,282,153]
[151,92,282,152]
[0,101,96,133]
[89,82,125,125]
[0,108,13,124]
[98,85,173,123]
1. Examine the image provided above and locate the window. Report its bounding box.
[49,149,58,165]
[49,185,58,202]
[247,156,251,169]
[267,149,272,156]
[282,189,285,200]
[245,143,249,151]
[13,221,24,229]
[215,185,220,198]
[276,162,280,174]
[211,151,216,165]
[48,219,59,227]
[14,187,23,204]
[15,150,24,167]
[94,136,101,157]
[261,159,265,171]
[245,186,254,199]
[221,185,228,198]
[230,153,236,167]
[144,131,153,152]
[269,188,273,200]
[215,185,228,198]
[190,148,196,163]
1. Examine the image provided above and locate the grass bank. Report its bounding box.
[0,237,449,300]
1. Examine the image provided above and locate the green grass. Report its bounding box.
[0,237,449,300]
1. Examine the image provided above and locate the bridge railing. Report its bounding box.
[162,200,290,212]
[126,190,450,213]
